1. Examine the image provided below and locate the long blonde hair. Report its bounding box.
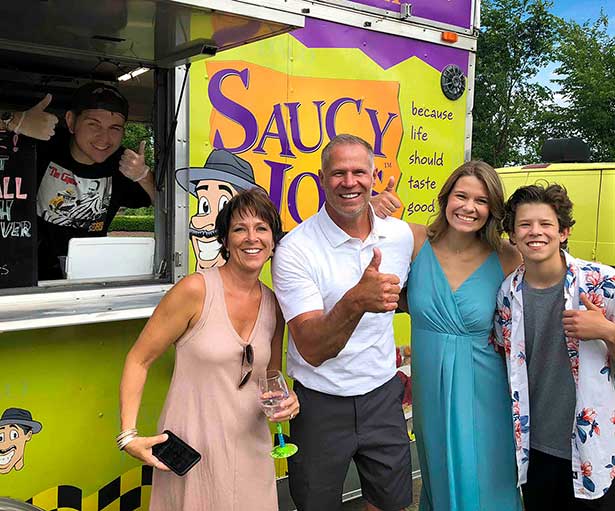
[427,160,504,251]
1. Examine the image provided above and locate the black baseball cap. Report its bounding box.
[70,82,129,119]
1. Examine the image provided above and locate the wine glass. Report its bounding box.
[258,370,298,459]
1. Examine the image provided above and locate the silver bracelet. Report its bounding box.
[117,433,138,451]
[116,428,137,440]
[132,166,150,182]
[116,428,138,450]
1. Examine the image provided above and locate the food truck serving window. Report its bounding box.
[0,66,176,328]
[0,0,305,332]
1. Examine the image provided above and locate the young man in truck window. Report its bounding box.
[0,83,153,279]
[494,184,615,510]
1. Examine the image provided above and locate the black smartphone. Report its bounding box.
[152,430,202,476]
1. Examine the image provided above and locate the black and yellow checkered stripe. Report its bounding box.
[25,441,291,510]
[26,465,153,511]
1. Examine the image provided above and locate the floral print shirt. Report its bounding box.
[494,251,615,499]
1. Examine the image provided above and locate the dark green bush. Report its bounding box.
[120,206,154,216]
[109,215,154,232]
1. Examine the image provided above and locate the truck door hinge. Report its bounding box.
[400,2,412,19]
[173,251,183,267]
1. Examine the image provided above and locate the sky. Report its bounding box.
[533,0,613,95]
[550,0,614,29]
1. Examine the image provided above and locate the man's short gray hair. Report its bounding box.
[321,134,374,172]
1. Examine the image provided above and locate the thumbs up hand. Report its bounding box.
[563,292,615,343]
[120,140,150,182]
[371,176,402,219]
[13,94,58,140]
[352,248,401,313]
[367,246,382,272]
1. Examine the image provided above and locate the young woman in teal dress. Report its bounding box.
[377,161,523,510]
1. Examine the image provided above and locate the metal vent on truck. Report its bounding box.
[441,64,465,100]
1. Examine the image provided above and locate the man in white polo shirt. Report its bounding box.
[271,134,413,511]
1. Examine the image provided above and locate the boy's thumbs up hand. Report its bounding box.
[12,93,58,140]
[120,140,150,182]
[563,292,615,344]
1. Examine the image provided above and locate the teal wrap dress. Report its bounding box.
[407,242,521,511]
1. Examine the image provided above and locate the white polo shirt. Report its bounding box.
[271,206,413,396]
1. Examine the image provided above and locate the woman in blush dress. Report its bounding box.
[118,188,299,511]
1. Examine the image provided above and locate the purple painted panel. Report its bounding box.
[347,0,473,29]
[349,0,401,9]
[292,18,468,74]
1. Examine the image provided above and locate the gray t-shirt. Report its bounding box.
[523,277,576,460]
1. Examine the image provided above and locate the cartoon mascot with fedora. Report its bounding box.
[176,149,262,269]
[0,408,42,474]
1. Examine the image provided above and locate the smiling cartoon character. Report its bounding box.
[0,408,42,474]
[176,150,260,269]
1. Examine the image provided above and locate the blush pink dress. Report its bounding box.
[150,267,278,511]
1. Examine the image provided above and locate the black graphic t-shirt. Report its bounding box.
[0,130,13,162]
[35,130,151,279]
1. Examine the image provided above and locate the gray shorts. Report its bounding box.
[288,375,412,511]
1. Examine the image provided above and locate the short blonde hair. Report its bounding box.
[427,160,505,251]
[321,134,374,172]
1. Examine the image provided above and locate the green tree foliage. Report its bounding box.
[550,15,615,161]
[119,122,155,218]
[473,0,558,166]
[122,122,154,169]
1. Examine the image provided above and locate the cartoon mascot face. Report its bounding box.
[0,408,42,474]
[176,150,259,270]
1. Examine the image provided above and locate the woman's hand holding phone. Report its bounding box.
[124,433,172,471]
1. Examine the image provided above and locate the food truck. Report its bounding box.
[0,1,479,508]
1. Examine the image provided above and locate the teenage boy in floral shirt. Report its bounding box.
[494,184,615,510]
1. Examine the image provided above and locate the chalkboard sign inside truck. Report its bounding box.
[0,135,37,288]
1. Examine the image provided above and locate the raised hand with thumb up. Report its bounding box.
[120,140,150,182]
[371,176,402,219]
[562,292,615,343]
[12,93,58,140]
[351,247,401,313]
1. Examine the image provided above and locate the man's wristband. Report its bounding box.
[132,166,150,182]
[12,112,25,134]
